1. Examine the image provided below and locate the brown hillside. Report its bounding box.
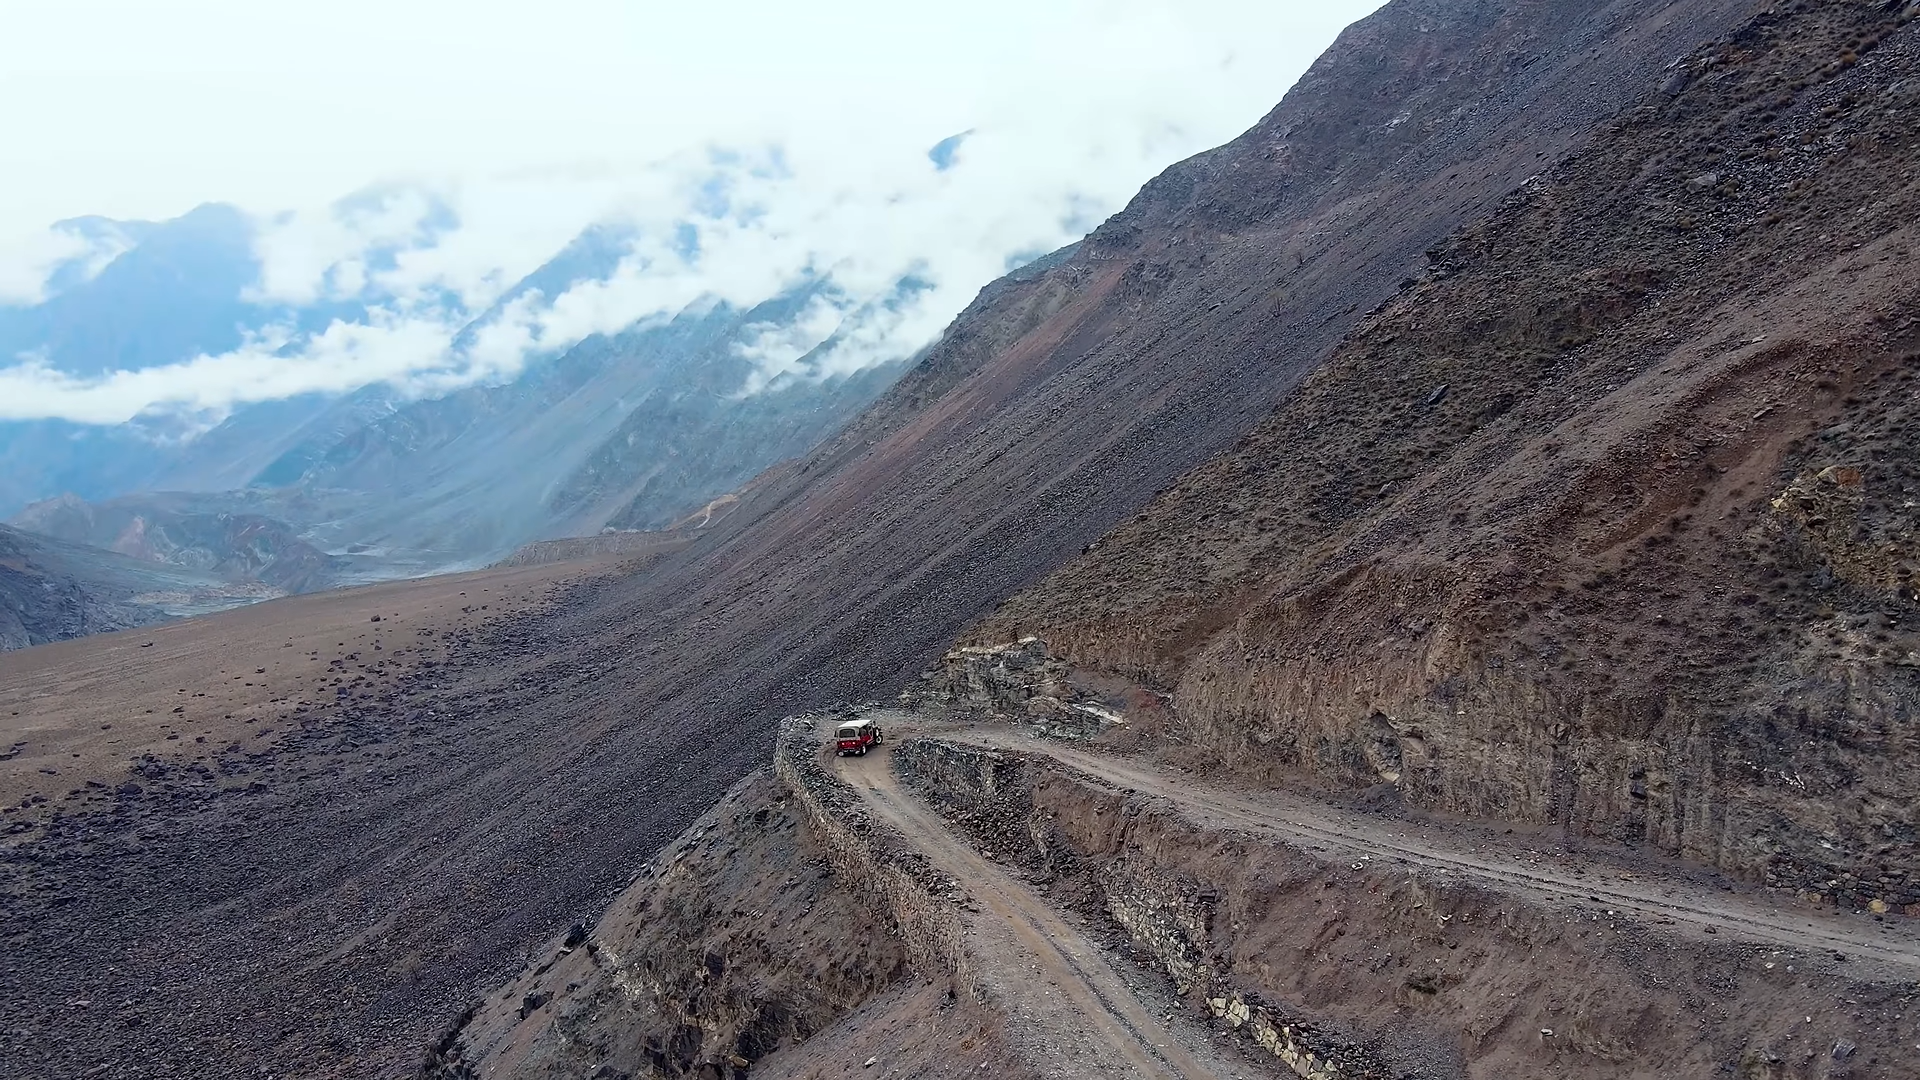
[0,1,1815,1076]
[978,0,1920,904]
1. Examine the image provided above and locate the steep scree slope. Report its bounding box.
[550,0,1761,761]
[980,0,1920,904]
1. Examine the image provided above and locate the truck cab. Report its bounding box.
[833,718,883,757]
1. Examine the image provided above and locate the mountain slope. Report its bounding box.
[0,523,273,651]
[979,0,1920,897]
[0,0,1844,1075]
[562,0,1764,723]
[232,292,906,563]
[11,493,346,593]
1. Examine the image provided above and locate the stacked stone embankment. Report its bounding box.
[774,713,976,995]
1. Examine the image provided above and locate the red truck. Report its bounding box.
[833,718,883,757]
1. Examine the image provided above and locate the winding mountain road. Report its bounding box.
[824,712,1920,1080]
[922,724,1920,983]
[833,738,1245,1080]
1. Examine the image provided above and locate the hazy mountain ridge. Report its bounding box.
[11,493,345,594]
[0,522,275,651]
[0,205,921,635]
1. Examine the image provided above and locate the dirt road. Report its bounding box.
[832,740,1253,1080]
[928,726,1920,982]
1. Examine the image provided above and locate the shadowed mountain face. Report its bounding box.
[11,493,344,594]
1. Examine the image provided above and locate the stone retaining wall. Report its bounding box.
[772,714,977,998]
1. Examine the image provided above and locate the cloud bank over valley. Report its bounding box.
[0,1,1370,426]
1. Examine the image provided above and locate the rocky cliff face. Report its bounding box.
[978,0,1920,899]
[0,527,139,651]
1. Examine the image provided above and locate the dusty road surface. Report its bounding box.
[832,733,1260,1080]
[927,726,1920,982]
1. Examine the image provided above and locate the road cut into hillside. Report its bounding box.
[833,734,1259,1080]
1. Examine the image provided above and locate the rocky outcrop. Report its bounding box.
[1771,463,1919,603]
[908,639,1125,739]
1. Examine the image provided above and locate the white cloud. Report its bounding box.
[0,223,131,305]
[0,314,458,424]
[0,0,1382,423]
[0,229,83,304]
[250,187,443,305]
[735,294,852,392]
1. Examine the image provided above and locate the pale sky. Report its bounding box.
[0,0,1383,423]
